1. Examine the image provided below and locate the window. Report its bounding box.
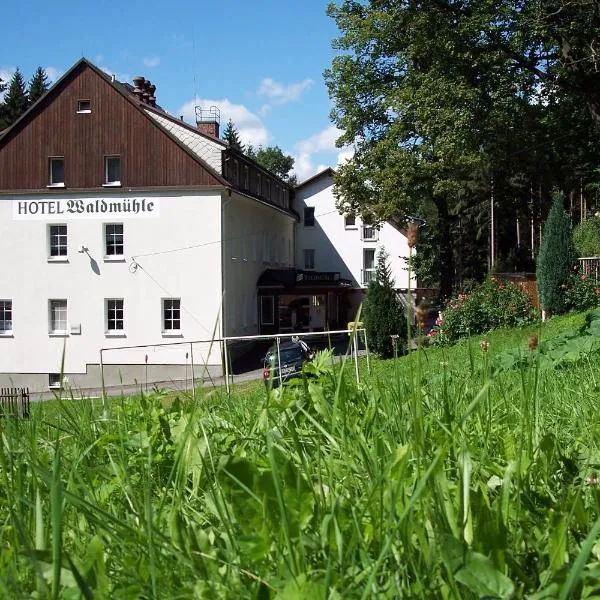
[243,165,249,190]
[304,206,315,227]
[104,156,121,186]
[260,296,274,325]
[105,223,124,257]
[49,300,68,334]
[362,224,378,241]
[162,298,181,332]
[304,249,315,270]
[0,300,12,334]
[49,157,64,186]
[363,249,376,285]
[344,214,357,229]
[48,373,63,389]
[106,299,124,333]
[77,99,91,113]
[49,224,67,258]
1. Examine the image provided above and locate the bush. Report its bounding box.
[536,190,576,315]
[429,277,537,344]
[563,271,600,312]
[362,248,406,357]
[573,215,600,257]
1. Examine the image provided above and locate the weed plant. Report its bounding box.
[2,313,600,597]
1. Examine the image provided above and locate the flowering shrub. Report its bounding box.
[563,272,600,312]
[429,278,537,344]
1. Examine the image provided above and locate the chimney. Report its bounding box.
[132,76,145,102]
[195,105,221,138]
[148,84,156,107]
[142,79,151,104]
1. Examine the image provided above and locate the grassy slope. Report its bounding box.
[3,311,600,598]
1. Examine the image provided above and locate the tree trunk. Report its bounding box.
[435,198,454,300]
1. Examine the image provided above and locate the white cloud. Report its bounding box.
[257,77,313,106]
[0,67,15,101]
[178,98,269,147]
[44,67,62,83]
[143,57,160,68]
[292,125,353,181]
[98,64,130,85]
[259,103,272,117]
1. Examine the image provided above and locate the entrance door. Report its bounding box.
[309,295,326,331]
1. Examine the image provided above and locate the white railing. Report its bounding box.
[579,257,600,281]
[362,268,376,285]
[361,225,378,241]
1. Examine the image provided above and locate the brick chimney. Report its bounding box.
[195,105,221,138]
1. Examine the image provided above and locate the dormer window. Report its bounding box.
[77,99,91,113]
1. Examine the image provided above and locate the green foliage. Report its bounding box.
[28,66,50,105]
[2,67,28,127]
[246,144,297,185]
[6,311,600,596]
[431,277,537,343]
[563,271,600,312]
[325,1,600,297]
[537,191,576,315]
[221,118,244,152]
[362,247,406,357]
[573,216,600,257]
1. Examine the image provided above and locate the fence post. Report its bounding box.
[189,342,196,401]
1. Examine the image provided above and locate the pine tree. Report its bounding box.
[28,67,50,105]
[3,68,28,126]
[362,247,406,358]
[222,119,244,152]
[536,190,576,317]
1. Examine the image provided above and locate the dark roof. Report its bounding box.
[295,167,335,189]
[0,58,229,186]
[257,268,352,289]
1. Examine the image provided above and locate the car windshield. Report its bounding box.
[267,348,302,364]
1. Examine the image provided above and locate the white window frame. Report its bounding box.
[48,156,65,188]
[361,224,378,241]
[344,214,357,229]
[162,298,181,335]
[103,155,121,187]
[48,224,68,261]
[49,299,68,336]
[260,296,275,326]
[304,249,315,270]
[77,99,91,114]
[104,223,124,260]
[105,298,125,336]
[0,299,13,336]
[362,249,376,286]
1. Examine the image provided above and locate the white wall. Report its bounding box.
[295,173,414,289]
[1,190,223,375]
[222,192,296,337]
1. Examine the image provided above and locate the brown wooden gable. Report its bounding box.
[0,60,224,191]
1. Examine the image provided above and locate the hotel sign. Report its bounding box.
[13,197,160,220]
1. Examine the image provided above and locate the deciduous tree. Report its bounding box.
[247,145,297,185]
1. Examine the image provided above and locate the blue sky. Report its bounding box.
[2,0,351,180]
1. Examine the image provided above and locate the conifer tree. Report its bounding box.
[362,247,406,358]
[28,67,50,105]
[222,119,244,152]
[3,68,28,126]
[536,190,576,317]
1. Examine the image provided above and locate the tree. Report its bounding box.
[573,216,600,258]
[362,247,405,358]
[28,67,50,105]
[325,1,600,298]
[2,68,28,127]
[247,145,297,185]
[536,191,576,317]
[221,119,244,152]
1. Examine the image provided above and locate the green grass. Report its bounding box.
[3,310,600,598]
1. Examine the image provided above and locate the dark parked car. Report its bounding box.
[263,340,314,387]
